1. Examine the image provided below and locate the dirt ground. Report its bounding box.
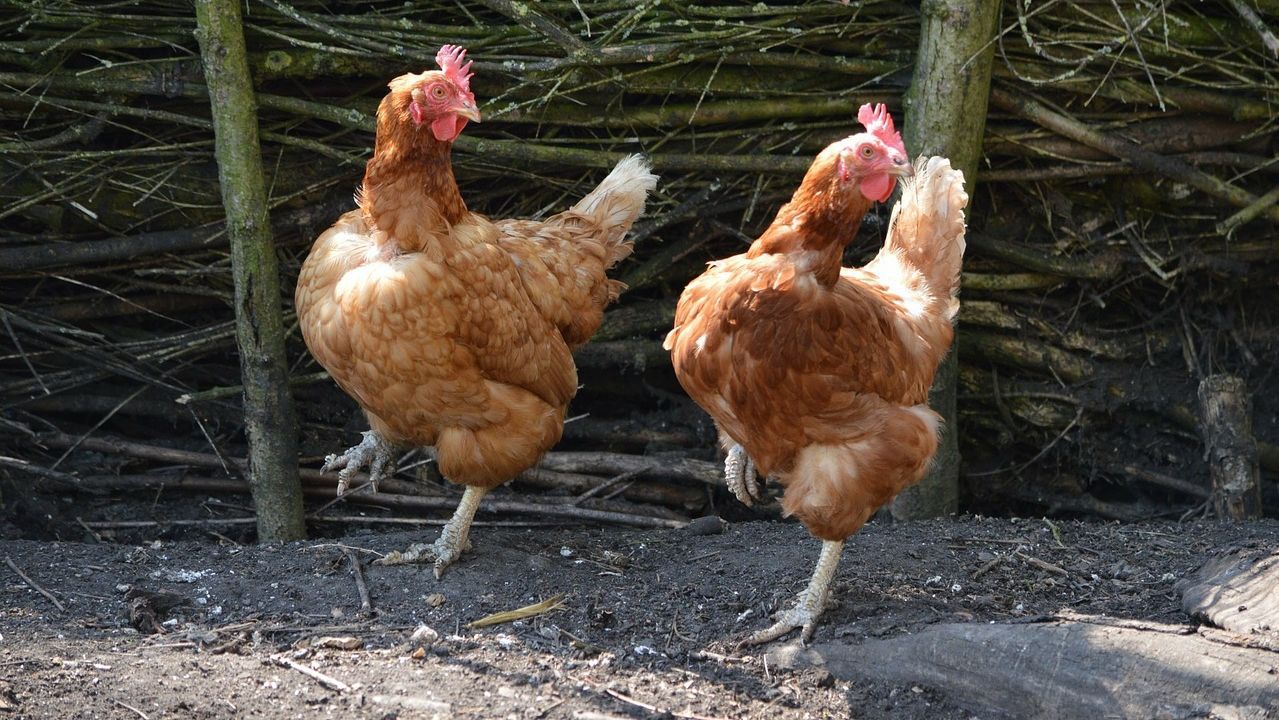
[3,503,1277,720]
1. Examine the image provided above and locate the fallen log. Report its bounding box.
[773,615,1279,720]
[1178,548,1279,644]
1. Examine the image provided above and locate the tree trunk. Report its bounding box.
[194,0,305,542]
[1196,375,1262,520]
[892,0,1001,520]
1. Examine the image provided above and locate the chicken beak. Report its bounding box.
[889,155,914,177]
[453,102,482,123]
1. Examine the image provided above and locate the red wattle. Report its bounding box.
[431,114,468,142]
[861,173,894,202]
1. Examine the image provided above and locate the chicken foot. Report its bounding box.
[375,485,490,578]
[322,430,400,494]
[724,443,763,506]
[743,539,844,645]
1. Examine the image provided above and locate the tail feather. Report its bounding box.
[570,154,659,267]
[885,156,968,320]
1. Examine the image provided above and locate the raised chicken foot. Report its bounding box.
[376,485,490,579]
[322,430,399,494]
[742,539,844,646]
[724,443,763,506]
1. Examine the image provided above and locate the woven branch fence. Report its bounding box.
[1,0,1276,532]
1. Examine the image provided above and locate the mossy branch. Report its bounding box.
[990,86,1279,225]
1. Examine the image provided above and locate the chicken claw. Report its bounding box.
[322,430,398,494]
[724,443,763,506]
[375,485,489,578]
[742,540,844,646]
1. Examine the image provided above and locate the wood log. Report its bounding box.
[773,617,1279,720]
[513,467,704,511]
[532,451,722,487]
[67,473,687,528]
[1178,549,1279,643]
[24,431,715,507]
[1197,375,1262,520]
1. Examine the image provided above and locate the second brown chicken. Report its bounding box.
[665,105,968,643]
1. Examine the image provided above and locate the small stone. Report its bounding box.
[601,551,630,569]
[312,636,363,651]
[683,515,726,536]
[425,593,446,608]
[410,625,440,646]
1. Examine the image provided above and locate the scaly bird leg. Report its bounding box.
[321,430,400,494]
[743,539,844,646]
[375,485,490,579]
[724,443,763,506]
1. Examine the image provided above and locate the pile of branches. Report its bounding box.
[1,0,1276,531]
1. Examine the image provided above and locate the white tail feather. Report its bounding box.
[571,154,659,263]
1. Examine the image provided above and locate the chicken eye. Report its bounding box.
[429,84,447,99]
[860,145,876,159]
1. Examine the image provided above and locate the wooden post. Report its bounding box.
[891,0,1002,520]
[1197,375,1262,520]
[194,0,306,541]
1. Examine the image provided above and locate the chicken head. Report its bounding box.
[386,44,482,142]
[832,103,912,203]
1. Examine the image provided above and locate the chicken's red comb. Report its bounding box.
[436,44,474,94]
[857,103,905,153]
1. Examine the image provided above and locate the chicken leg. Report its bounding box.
[376,485,490,578]
[743,539,844,645]
[322,430,400,493]
[724,443,763,506]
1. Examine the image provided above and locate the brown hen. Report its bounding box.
[296,46,657,576]
[664,105,968,643]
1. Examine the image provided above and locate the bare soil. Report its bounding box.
[3,503,1276,720]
